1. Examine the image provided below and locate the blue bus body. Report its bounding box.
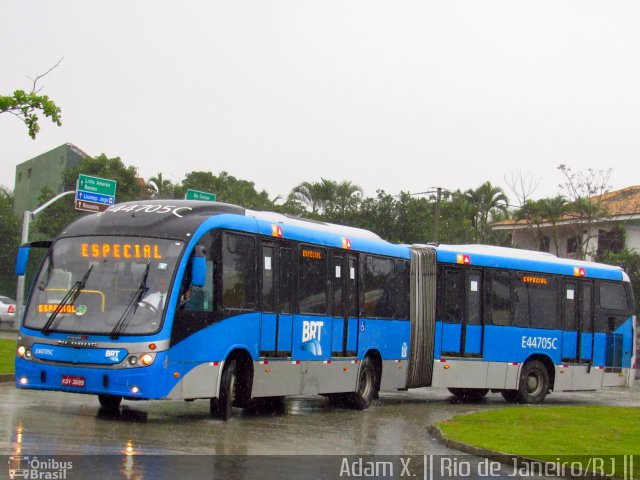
[15,201,636,415]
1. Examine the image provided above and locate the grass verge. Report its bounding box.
[0,338,16,374]
[438,406,639,478]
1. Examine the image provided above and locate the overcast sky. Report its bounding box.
[2,1,639,205]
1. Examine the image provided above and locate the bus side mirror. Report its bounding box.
[16,246,30,276]
[191,245,207,287]
[16,241,52,276]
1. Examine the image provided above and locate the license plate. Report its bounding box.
[61,375,85,387]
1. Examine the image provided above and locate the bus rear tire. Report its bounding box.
[210,359,238,421]
[448,388,489,401]
[348,357,378,410]
[98,394,122,410]
[514,360,550,404]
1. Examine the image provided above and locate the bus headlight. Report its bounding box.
[140,354,154,366]
[17,345,26,357]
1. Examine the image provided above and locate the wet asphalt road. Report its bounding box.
[1,326,638,479]
[0,380,638,479]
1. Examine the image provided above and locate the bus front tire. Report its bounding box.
[98,394,122,410]
[448,388,489,401]
[349,357,378,410]
[210,359,238,421]
[503,360,550,404]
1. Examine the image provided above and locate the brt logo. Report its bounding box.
[301,320,324,356]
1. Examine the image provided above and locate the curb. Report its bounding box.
[427,424,571,471]
[0,374,15,384]
[427,424,515,462]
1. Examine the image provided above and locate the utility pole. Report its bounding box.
[433,187,442,244]
[14,190,75,329]
[408,187,445,244]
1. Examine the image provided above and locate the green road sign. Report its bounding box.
[185,189,217,202]
[78,174,117,197]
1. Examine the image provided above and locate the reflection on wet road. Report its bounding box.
[2,383,638,457]
[1,383,638,479]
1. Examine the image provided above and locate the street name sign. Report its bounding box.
[75,174,117,212]
[185,189,217,202]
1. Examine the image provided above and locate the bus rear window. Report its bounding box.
[599,282,629,312]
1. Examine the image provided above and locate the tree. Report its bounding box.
[558,164,612,259]
[33,154,149,239]
[514,196,569,254]
[288,178,363,216]
[0,187,20,296]
[147,172,176,199]
[464,182,509,243]
[0,59,63,139]
[179,171,273,209]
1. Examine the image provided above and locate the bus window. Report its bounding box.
[596,281,631,332]
[395,260,410,320]
[514,273,557,329]
[299,246,327,315]
[262,246,275,313]
[443,268,463,323]
[363,256,395,318]
[182,258,214,312]
[221,233,256,310]
[279,248,294,314]
[488,270,511,326]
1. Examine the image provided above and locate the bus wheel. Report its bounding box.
[98,394,122,410]
[448,388,489,401]
[349,357,378,410]
[516,360,550,404]
[210,359,238,421]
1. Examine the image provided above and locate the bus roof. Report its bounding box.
[430,244,627,281]
[59,200,406,258]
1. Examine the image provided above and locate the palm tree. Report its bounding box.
[148,172,175,199]
[465,182,509,242]
[287,178,362,215]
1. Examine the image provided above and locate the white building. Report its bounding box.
[492,186,640,261]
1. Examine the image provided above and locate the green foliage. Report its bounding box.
[0,338,16,374]
[438,406,640,477]
[179,171,273,209]
[0,90,62,139]
[0,61,64,139]
[288,178,363,216]
[0,188,20,297]
[33,154,149,239]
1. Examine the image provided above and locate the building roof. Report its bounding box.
[493,185,640,231]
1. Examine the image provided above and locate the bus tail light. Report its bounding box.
[7,305,15,314]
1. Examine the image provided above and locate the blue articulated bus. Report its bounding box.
[15,200,637,418]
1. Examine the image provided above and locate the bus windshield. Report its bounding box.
[23,236,184,336]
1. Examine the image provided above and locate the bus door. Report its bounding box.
[578,283,594,363]
[562,280,579,363]
[441,267,483,357]
[330,254,359,357]
[260,243,294,357]
[562,280,595,363]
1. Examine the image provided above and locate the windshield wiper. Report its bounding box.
[110,262,150,339]
[42,265,94,336]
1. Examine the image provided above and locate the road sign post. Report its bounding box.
[75,174,117,212]
[185,189,217,202]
